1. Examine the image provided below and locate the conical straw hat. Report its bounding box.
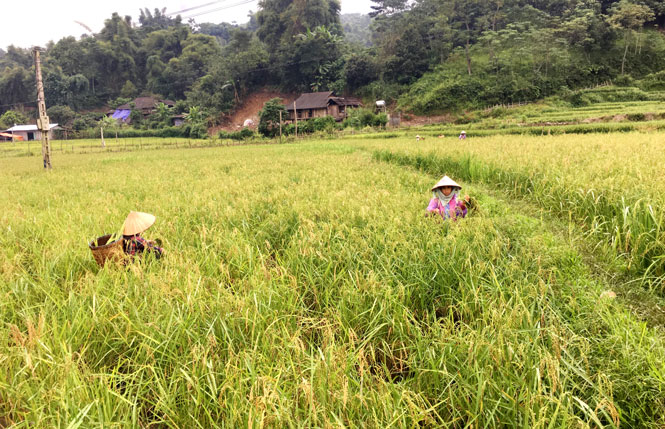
[123,211,156,235]
[431,175,461,191]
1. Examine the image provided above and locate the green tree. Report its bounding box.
[344,51,379,90]
[46,105,76,126]
[48,37,86,76]
[43,69,70,107]
[257,0,343,91]
[282,26,345,91]
[369,0,408,18]
[139,8,181,32]
[383,24,431,84]
[258,0,343,52]
[98,115,118,147]
[120,80,138,98]
[198,22,236,46]
[154,102,173,127]
[158,33,222,99]
[94,13,140,94]
[608,0,655,75]
[0,110,28,129]
[184,105,206,124]
[187,30,269,115]
[0,66,33,112]
[258,98,287,137]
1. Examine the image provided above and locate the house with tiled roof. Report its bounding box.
[285,91,362,121]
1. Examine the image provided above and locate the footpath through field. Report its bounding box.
[343,137,665,426]
[361,139,665,328]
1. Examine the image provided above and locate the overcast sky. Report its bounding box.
[1,0,373,50]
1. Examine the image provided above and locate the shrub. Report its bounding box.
[626,113,646,122]
[345,108,387,130]
[218,128,254,140]
[188,124,209,139]
[72,125,211,139]
[311,116,337,133]
[72,113,104,131]
[638,70,665,91]
[283,124,295,136]
[613,74,634,87]
[258,98,287,138]
[373,113,388,128]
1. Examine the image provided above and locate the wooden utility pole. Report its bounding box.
[33,48,52,169]
[279,110,283,144]
[293,101,298,138]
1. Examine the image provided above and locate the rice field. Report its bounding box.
[0,137,222,158]
[486,100,665,125]
[363,132,665,278]
[1,136,665,427]
[399,99,665,138]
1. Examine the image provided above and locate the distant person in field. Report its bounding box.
[426,176,470,220]
[123,211,164,259]
[458,130,466,140]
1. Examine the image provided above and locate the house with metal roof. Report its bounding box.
[116,96,175,113]
[5,123,59,141]
[109,96,176,124]
[285,91,362,121]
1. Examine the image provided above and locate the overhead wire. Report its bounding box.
[181,0,258,20]
[0,100,37,109]
[1,0,321,109]
[166,0,231,16]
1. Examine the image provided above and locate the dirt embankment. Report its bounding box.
[211,89,297,133]
[399,114,455,127]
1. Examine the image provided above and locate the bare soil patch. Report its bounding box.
[211,89,297,134]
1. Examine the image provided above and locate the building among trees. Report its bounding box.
[285,92,361,121]
[4,124,59,141]
[114,97,175,117]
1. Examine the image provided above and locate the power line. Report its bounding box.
[181,0,258,20]
[213,54,340,80]
[167,0,231,16]
[0,100,37,109]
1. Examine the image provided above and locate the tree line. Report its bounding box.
[1,0,664,128]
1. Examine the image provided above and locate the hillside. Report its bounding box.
[213,89,297,132]
[1,0,665,136]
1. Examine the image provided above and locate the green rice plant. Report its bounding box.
[367,132,665,277]
[1,139,665,427]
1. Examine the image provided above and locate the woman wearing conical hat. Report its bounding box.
[122,211,164,259]
[426,176,469,220]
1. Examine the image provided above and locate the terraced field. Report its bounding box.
[1,136,664,427]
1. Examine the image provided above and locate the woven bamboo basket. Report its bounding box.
[89,234,125,267]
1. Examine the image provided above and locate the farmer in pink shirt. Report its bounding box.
[426,175,469,220]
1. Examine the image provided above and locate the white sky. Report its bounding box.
[1,0,373,50]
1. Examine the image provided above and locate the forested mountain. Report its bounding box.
[341,13,372,47]
[1,0,665,124]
